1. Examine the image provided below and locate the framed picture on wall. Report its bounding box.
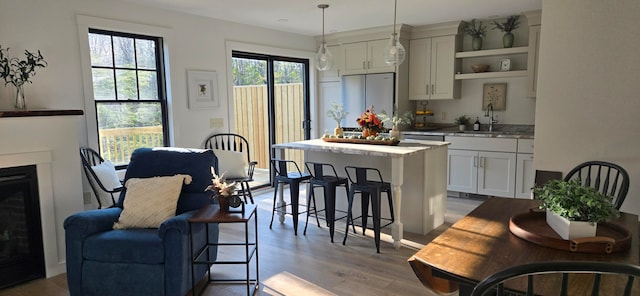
[482,83,506,111]
[187,70,218,109]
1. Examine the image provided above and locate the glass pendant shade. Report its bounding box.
[315,42,333,71]
[384,34,406,66]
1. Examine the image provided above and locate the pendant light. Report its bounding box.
[383,0,406,66]
[315,4,333,71]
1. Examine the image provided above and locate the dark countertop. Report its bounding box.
[403,124,535,139]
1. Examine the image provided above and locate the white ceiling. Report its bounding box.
[120,0,542,36]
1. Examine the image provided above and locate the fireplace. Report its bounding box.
[0,165,45,289]
[0,110,85,281]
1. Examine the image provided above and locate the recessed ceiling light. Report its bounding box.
[277,19,288,22]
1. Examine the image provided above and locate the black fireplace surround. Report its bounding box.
[0,165,45,289]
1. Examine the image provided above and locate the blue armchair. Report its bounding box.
[64,147,219,296]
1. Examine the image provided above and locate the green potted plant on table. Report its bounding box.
[532,179,620,240]
[492,15,521,48]
[326,101,348,137]
[462,19,487,50]
[454,115,470,131]
[0,45,47,110]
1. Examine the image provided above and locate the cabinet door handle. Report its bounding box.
[473,156,478,167]
[362,61,366,70]
[368,61,371,69]
[431,84,435,95]
[479,156,484,168]
[426,84,429,96]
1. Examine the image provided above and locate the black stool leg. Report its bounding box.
[343,187,356,245]
[269,182,279,229]
[290,181,300,235]
[361,192,370,235]
[304,184,321,235]
[326,183,337,243]
[343,183,356,234]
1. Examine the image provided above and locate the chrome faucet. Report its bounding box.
[484,103,498,132]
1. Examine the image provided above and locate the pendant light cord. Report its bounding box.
[393,0,398,36]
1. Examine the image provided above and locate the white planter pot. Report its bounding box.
[546,209,597,240]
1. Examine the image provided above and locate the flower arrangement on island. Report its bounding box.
[356,106,385,136]
[205,171,237,199]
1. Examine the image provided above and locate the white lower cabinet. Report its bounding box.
[446,136,518,198]
[515,153,534,199]
[447,149,516,197]
[515,139,535,199]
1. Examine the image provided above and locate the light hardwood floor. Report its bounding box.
[0,188,481,296]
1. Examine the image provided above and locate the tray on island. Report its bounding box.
[321,137,400,146]
[509,210,631,254]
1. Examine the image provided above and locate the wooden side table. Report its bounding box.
[189,204,258,295]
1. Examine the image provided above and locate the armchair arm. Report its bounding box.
[157,210,195,239]
[63,207,122,238]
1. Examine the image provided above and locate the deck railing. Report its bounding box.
[99,126,163,165]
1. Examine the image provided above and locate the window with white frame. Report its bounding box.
[87,29,168,166]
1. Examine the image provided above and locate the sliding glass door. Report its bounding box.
[231,51,310,188]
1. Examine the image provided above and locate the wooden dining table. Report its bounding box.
[408,197,639,295]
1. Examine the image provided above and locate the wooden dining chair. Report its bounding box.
[564,161,629,210]
[471,261,640,296]
[204,133,257,204]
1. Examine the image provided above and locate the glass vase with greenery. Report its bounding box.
[326,101,348,136]
[0,45,47,110]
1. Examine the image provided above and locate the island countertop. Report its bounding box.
[272,139,449,158]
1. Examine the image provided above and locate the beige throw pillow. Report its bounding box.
[213,149,248,179]
[113,174,192,229]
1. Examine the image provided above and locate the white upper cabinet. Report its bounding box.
[342,39,395,75]
[408,35,460,100]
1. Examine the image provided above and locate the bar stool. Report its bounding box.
[303,162,355,242]
[269,159,312,235]
[342,166,395,253]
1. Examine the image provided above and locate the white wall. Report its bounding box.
[534,0,640,215]
[425,77,536,126]
[0,0,316,149]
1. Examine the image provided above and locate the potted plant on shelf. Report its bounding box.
[0,45,47,110]
[461,19,487,50]
[378,110,414,139]
[492,15,521,48]
[532,179,620,240]
[326,101,348,137]
[454,115,470,131]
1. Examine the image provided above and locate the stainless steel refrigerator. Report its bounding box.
[340,73,395,129]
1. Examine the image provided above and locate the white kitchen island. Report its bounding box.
[272,138,449,249]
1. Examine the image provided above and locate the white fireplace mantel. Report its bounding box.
[0,111,84,278]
